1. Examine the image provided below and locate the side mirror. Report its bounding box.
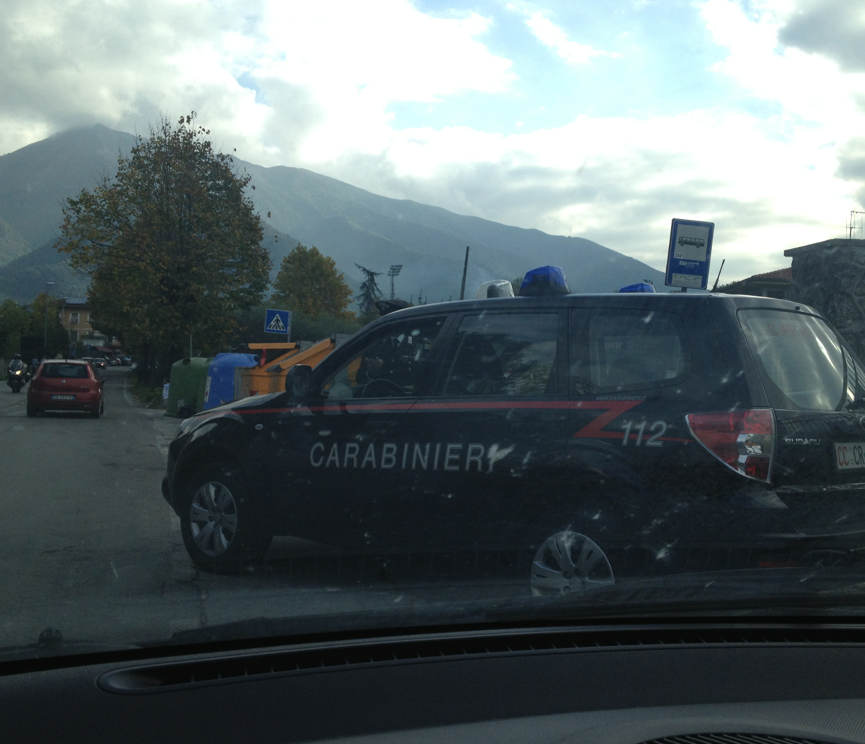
[285,364,312,400]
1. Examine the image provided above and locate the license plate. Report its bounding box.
[51,394,75,400]
[835,442,865,470]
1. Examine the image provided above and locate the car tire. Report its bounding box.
[529,530,615,597]
[26,402,38,417]
[179,465,273,573]
[90,400,103,418]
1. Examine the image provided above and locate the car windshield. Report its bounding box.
[4,0,865,664]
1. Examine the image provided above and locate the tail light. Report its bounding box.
[686,409,774,483]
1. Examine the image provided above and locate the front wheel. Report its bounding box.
[530,531,615,597]
[179,465,273,573]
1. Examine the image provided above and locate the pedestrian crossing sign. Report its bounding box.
[264,308,291,337]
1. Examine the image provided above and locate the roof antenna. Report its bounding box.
[711,259,726,292]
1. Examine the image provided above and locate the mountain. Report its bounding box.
[237,162,666,301]
[0,228,306,303]
[0,125,666,303]
[0,125,137,262]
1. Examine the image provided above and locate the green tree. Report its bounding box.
[271,244,354,320]
[23,293,67,359]
[57,113,272,383]
[355,264,383,322]
[0,299,31,358]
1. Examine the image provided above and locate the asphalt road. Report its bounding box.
[0,368,528,652]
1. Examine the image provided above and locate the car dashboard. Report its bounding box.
[4,619,865,743]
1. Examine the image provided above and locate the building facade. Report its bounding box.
[58,297,111,348]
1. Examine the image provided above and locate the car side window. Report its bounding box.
[320,318,445,399]
[442,312,559,397]
[570,308,690,395]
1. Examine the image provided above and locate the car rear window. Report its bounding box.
[41,364,89,379]
[738,309,845,411]
[570,309,690,395]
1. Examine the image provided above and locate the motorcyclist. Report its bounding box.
[6,353,30,392]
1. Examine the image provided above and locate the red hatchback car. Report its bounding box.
[27,360,104,418]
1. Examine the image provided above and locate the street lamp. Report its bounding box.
[43,281,55,355]
[388,264,403,300]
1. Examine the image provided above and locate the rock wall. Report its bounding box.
[785,239,865,361]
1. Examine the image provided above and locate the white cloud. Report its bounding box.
[0,0,515,164]
[344,105,849,280]
[2,0,865,284]
[523,12,618,65]
[700,0,865,134]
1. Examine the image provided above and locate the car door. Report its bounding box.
[411,308,570,548]
[565,303,710,561]
[263,314,450,548]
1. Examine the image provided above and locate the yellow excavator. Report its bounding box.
[236,336,350,398]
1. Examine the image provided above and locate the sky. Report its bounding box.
[2,0,865,282]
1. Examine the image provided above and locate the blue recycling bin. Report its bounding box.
[204,353,259,410]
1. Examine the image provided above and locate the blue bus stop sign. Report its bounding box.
[665,218,714,290]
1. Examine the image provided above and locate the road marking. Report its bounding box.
[122,372,173,462]
[155,435,170,461]
[122,378,137,408]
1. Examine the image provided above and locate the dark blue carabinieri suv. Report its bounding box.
[163,292,865,594]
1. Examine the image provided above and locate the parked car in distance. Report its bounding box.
[90,358,107,370]
[117,355,132,366]
[27,359,104,418]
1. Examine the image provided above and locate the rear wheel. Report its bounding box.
[26,401,38,417]
[179,465,272,573]
[90,399,102,418]
[530,531,615,597]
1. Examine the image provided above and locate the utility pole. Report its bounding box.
[459,246,470,300]
[388,264,403,300]
[43,281,55,355]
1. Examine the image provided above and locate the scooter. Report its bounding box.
[6,362,30,393]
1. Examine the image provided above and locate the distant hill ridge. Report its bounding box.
[0,124,665,303]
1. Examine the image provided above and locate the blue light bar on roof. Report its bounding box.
[519,266,570,297]
[618,282,656,293]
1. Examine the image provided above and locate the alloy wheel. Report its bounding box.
[530,531,614,597]
[189,480,239,557]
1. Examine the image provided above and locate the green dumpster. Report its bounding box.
[165,357,213,417]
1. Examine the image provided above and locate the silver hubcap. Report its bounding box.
[530,531,614,597]
[189,481,239,557]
